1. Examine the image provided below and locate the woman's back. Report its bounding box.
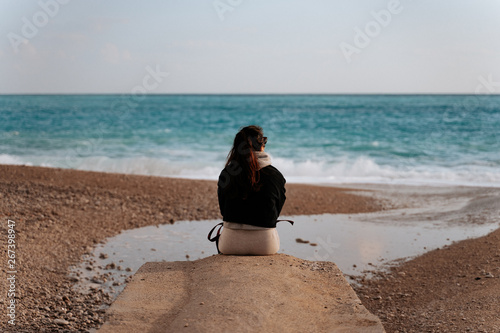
[218,163,286,228]
[215,125,287,255]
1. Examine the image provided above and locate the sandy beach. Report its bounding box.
[1,164,499,332]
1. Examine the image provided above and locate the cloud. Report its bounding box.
[100,43,131,64]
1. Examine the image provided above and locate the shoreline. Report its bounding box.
[1,164,499,332]
[4,162,500,190]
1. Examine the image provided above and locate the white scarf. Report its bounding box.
[254,151,272,170]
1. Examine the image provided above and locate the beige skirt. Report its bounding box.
[218,222,280,256]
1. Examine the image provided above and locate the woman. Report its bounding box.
[216,125,287,255]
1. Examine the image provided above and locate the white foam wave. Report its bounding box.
[66,156,220,179]
[273,157,500,187]
[2,154,500,187]
[0,154,27,165]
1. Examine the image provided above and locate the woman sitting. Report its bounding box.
[217,125,287,255]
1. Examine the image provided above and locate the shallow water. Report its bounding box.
[71,212,499,299]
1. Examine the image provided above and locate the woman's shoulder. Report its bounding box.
[260,165,285,183]
[218,162,240,180]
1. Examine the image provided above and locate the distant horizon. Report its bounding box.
[2,92,500,96]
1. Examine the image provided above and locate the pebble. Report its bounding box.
[91,278,104,284]
[295,238,309,244]
[54,318,70,325]
[105,262,116,270]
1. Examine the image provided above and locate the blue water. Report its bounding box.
[1,94,499,186]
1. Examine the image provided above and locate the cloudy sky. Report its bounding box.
[1,0,499,94]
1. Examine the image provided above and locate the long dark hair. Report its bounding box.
[222,125,266,198]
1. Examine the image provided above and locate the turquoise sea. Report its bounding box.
[1,94,499,186]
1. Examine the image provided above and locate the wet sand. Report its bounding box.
[346,184,500,332]
[1,164,499,332]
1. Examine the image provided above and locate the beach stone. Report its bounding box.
[68,276,80,282]
[88,283,103,290]
[295,238,309,244]
[105,262,116,270]
[91,278,104,284]
[54,318,70,325]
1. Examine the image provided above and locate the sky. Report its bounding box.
[1,0,500,94]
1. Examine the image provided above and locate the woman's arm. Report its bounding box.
[261,166,286,224]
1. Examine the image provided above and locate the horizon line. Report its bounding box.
[1,92,500,97]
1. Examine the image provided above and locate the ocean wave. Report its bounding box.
[0,154,26,165]
[272,157,500,187]
[2,154,500,187]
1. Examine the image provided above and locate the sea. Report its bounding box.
[1,94,499,187]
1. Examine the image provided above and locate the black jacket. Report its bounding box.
[217,165,286,228]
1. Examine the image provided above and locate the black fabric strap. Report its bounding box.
[276,219,294,225]
[207,222,224,254]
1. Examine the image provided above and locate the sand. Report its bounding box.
[1,164,499,332]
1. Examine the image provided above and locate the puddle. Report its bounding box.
[70,213,499,301]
